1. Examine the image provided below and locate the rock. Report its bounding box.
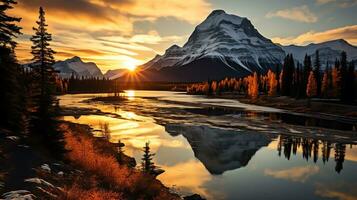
[184,194,206,200]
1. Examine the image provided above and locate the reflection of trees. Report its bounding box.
[277,135,349,173]
[334,143,346,173]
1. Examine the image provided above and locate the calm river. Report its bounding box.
[59,90,357,200]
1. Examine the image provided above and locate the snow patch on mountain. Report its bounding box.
[140,9,285,77]
[281,39,357,66]
[53,56,103,78]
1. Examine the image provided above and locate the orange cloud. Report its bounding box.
[264,165,320,182]
[10,0,211,72]
[272,25,357,45]
[266,5,318,23]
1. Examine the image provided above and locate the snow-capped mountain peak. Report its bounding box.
[281,39,357,67]
[53,56,103,78]
[138,9,285,82]
[196,9,244,31]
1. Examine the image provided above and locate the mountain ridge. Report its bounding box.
[53,56,103,78]
[136,9,286,82]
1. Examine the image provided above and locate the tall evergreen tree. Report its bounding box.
[30,7,65,158]
[281,54,295,96]
[340,51,348,103]
[0,0,21,49]
[302,54,312,97]
[276,64,281,94]
[346,61,355,103]
[0,0,26,133]
[314,50,321,96]
[141,142,156,175]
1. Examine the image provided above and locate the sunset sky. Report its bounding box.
[11,0,357,73]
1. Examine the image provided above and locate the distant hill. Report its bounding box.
[104,69,129,80]
[280,39,357,68]
[52,56,103,78]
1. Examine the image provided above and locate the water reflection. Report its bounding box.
[126,90,135,100]
[59,91,357,200]
[166,124,273,174]
[276,135,352,173]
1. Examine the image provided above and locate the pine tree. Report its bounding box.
[281,54,295,96]
[340,51,348,102]
[303,54,312,97]
[0,0,26,133]
[141,142,156,175]
[30,7,65,158]
[346,61,355,103]
[0,0,21,49]
[117,140,125,164]
[314,50,321,97]
[332,67,341,98]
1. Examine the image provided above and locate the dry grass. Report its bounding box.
[61,183,123,200]
[60,123,179,200]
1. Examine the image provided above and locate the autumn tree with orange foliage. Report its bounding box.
[247,72,259,100]
[331,67,341,98]
[267,70,278,96]
[307,71,317,98]
[321,70,329,98]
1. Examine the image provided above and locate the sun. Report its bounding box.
[124,59,138,72]
[127,64,136,72]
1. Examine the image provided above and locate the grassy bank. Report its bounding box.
[61,122,180,200]
[0,122,180,200]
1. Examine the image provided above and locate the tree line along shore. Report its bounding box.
[0,1,188,199]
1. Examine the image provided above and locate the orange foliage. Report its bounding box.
[62,183,123,200]
[62,124,179,200]
[332,67,341,98]
[267,70,278,96]
[306,71,317,98]
[321,71,329,97]
[246,72,259,99]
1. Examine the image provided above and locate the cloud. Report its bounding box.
[315,182,357,200]
[264,165,320,182]
[316,0,336,5]
[266,5,318,23]
[271,25,357,45]
[12,0,211,71]
[316,0,357,7]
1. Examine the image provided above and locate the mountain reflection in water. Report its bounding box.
[60,91,357,200]
[166,124,272,174]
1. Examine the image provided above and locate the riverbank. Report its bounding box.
[203,94,357,120]
[0,121,181,199]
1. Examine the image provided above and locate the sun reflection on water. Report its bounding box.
[126,90,135,100]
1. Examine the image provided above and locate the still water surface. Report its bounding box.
[59,91,357,200]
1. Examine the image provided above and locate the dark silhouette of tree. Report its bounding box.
[281,54,295,96]
[117,140,125,164]
[340,51,348,103]
[346,61,355,103]
[30,7,65,158]
[321,141,331,164]
[0,0,21,49]
[141,142,157,175]
[334,143,346,173]
[276,64,281,94]
[313,140,319,163]
[302,55,312,97]
[314,50,322,97]
[0,0,26,133]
